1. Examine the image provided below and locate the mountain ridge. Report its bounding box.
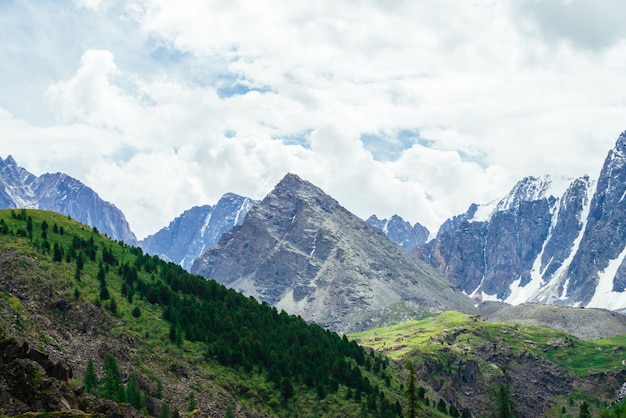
[415,130,626,311]
[0,155,137,245]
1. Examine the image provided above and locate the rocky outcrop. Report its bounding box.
[0,334,143,417]
[0,155,137,244]
[140,193,257,271]
[192,173,476,333]
[366,214,429,251]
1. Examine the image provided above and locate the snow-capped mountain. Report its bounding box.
[139,193,257,271]
[365,214,430,251]
[418,131,626,310]
[0,155,137,244]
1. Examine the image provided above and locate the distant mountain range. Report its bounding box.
[365,214,429,251]
[4,130,626,319]
[0,155,136,244]
[139,194,257,271]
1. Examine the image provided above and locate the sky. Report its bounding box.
[1,0,626,239]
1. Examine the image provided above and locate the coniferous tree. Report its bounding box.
[579,401,591,418]
[84,359,98,394]
[126,374,143,409]
[159,401,170,418]
[101,354,123,401]
[495,384,513,418]
[186,391,197,412]
[280,377,294,404]
[224,406,235,418]
[437,398,447,414]
[405,360,418,418]
[156,379,163,400]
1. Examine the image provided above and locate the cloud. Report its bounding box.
[513,0,626,50]
[2,0,626,239]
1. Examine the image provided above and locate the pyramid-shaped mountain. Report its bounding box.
[191,173,475,333]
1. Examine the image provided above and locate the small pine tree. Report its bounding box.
[280,377,294,404]
[126,374,143,409]
[159,401,170,418]
[108,297,117,315]
[495,384,513,418]
[84,359,98,393]
[186,391,197,412]
[156,379,163,399]
[579,401,591,418]
[437,398,447,414]
[100,285,110,301]
[101,354,123,401]
[224,406,235,418]
[406,360,418,418]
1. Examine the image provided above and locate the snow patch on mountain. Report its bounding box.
[587,244,626,310]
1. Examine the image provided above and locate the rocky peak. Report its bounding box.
[192,173,475,333]
[366,214,430,251]
[616,130,626,150]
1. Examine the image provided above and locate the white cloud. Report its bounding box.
[1,0,626,239]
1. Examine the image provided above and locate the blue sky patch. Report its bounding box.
[361,129,424,161]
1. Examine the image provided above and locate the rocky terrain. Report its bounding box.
[478,302,626,340]
[192,173,476,333]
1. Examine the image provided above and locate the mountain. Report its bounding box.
[191,173,476,333]
[417,131,626,310]
[366,214,430,251]
[0,155,137,244]
[139,193,257,271]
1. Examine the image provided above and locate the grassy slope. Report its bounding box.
[352,311,626,417]
[0,209,362,417]
[1,209,461,417]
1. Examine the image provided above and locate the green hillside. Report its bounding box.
[352,311,626,417]
[0,209,406,417]
[4,209,626,417]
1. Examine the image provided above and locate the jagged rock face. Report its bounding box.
[366,214,429,251]
[192,173,476,333]
[567,132,626,305]
[419,177,559,300]
[140,193,257,271]
[418,220,488,296]
[418,174,594,304]
[0,156,137,244]
[418,131,626,310]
